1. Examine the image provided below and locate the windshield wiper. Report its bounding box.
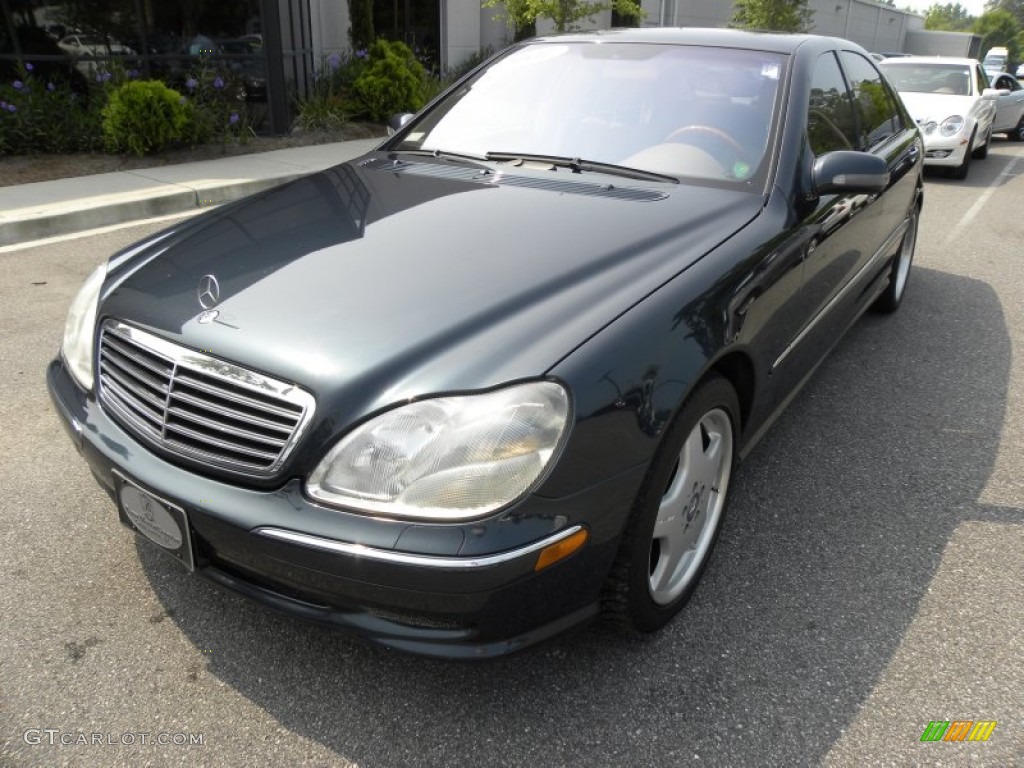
[485,152,679,184]
[387,148,490,166]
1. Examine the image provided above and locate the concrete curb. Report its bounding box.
[0,174,300,247]
[0,137,382,247]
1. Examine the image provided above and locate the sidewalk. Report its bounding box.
[0,138,381,247]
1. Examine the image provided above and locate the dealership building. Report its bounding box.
[1,0,981,134]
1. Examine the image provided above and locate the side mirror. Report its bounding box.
[386,113,415,136]
[981,88,1004,99]
[812,151,889,196]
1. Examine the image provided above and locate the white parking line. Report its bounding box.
[0,209,207,255]
[947,154,1024,242]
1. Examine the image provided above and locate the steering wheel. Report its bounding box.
[664,125,748,167]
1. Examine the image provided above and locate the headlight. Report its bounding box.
[61,262,107,391]
[940,115,965,137]
[306,381,570,520]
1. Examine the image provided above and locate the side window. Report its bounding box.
[840,51,903,150]
[997,74,1019,91]
[807,52,859,155]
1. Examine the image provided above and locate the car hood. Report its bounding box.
[896,92,979,123]
[100,155,763,421]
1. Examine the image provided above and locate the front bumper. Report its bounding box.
[47,357,645,658]
[920,131,970,167]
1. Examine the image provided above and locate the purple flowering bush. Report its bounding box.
[178,65,251,145]
[1,57,250,156]
[294,50,370,132]
[0,63,106,155]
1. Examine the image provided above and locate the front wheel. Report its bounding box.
[602,375,738,633]
[950,138,973,179]
[1009,114,1024,142]
[972,125,991,159]
[873,205,919,314]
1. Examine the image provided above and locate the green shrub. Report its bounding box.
[350,40,428,122]
[102,80,190,155]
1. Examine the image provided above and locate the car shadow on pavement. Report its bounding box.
[139,265,1012,766]
[922,141,1023,189]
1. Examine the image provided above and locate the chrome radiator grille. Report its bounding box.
[97,321,314,476]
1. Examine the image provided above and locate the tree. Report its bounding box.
[730,0,814,33]
[986,0,1024,27]
[974,9,1021,63]
[348,0,374,51]
[923,3,974,31]
[482,0,643,35]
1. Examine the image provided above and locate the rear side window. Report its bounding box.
[807,52,859,155]
[840,51,903,150]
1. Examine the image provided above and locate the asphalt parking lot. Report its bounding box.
[1,144,1022,767]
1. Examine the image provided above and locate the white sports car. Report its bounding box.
[881,56,998,179]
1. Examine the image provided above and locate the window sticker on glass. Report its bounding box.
[761,63,780,80]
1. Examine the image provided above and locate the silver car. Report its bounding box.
[989,72,1024,141]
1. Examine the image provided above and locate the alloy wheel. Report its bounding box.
[648,408,733,605]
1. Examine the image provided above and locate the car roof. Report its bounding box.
[880,56,979,66]
[530,27,855,55]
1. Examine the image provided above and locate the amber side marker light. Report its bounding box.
[534,529,589,572]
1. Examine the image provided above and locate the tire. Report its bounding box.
[872,204,919,314]
[950,137,973,179]
[602,375,739,633]
[972,125,990,159]
[1009,114,1024,142]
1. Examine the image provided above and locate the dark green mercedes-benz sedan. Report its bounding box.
[48,28,922,658]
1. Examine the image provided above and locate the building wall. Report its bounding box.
[671,0,914,53]
[310,1,978,87]
[309,0,349,63]
[443,0,485,70]
[479,9,509,55]
[672,0,732,28]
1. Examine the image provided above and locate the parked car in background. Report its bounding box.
[48,29,922,658]
[881,56,998,178]
[1016,63,1024,79]
[989,71,1024,140]
[217,36,267,102]
[983,46,1009,77]
[57,34,135,75]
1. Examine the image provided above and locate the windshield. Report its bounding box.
[395,42,786,183]
[882,63,974,96]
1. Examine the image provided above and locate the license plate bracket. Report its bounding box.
[114,472,195,572]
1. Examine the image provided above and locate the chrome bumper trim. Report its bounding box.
[254,524,585,569]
